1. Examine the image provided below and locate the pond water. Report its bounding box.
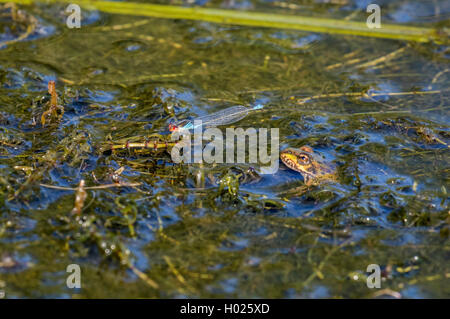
[0,0,448,298]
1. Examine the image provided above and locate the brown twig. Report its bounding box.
[297,89,446,105]
[41,81,64,126]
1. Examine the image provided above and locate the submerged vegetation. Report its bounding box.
[0,0,449,298]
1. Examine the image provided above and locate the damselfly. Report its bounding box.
[169,104,264,132]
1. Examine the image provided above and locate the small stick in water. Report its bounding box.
[169,104,264,132]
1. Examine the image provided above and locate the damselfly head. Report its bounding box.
[168,123,179,132]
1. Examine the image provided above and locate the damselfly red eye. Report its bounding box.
[168,124,178,132]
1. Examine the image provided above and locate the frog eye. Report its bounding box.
[297,154,310,164]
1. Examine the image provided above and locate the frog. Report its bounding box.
[280,145,337,186]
